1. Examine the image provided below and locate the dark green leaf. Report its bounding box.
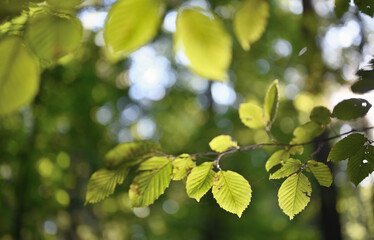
[351,79,374,94]
[327,133,367,162]
[347,145,374,186]
[310,106,331,125]
[331,98,371,120]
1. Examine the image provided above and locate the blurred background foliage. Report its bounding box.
[0,0,374,239]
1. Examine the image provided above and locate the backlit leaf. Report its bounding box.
[270,158,302,179]
[47,0,82,9]
[347,145,374,186]
[0,37,40,115]
[186,162,215,202]
[209,135,238,153]
[104,0,165,59]
[172,154,195,181]
[278,173,312,220]
[174,7,232,81]
[307,160,332,187]
[288,146,304,155]
[239,103,266,129]
[233,0,269,51]
[310,106,331,125]
[331,98,371,120]
[290,121,324,144]
[264,79,279,125]
[212,171,252,218]
[265,150,289,172]
[327,133,367,162]
[129,156,172,207]
[85,167,129,204]
[105,141,161,168]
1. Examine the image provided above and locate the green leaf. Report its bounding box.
[209,135,238,153]
[265,150,289,172]
[288,146,304,155]
[25,12,82,65]
[264,79,279,125]
[85,167,129,204]
[239,103,266,129]
[129,156,172,207]
[0,37,40,115]
[105,141,161,168]
[331,98,371,120]
[270,158,302,179]
[290,121,325,144]
[212,171,252,218]
[347,145,374,186]
[327,133,367,162]
[233,0,269,51]
[307,160,332,187]
[278,173,312,220]
[47,0,82,9]
[351,79,374,94]
[104,0,165,59]
[310,106,331,125]
[172,154,195,181]
[186,162,215,202]
[174,7,232,81]
[354,0,374,16]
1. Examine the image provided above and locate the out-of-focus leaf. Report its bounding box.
[307,160,332,187]
[104,0,165,59]
[278,173,311,220]
[351,79,374,94]
[354,0,374,16]
[347,145,374,186]
[25,12,82,65]
[288,146,304,155]
[239,103,266,129]
[47,0,82,9]
[209,135,238,153]
[186,162,215,202]
[172,154,195,181]
[85,167,129,204]
[270,158,302,179]
[105,141,161,168]
[0,37,40,115]
[212,171,252,218]
[264,79,279,125]
[327,133,367,162]
[174,7,232,81]
[331,98,371,120]
[290,121,324,144]
[233,0,269,51]
[129,156,172,207]
[310,106,331,125]
[265,150,289,172]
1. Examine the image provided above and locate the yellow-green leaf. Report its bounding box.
[85,167,129,204]
[172,154,195,181]
[25,12,82,65]
[270,158,302,179]
[327,133,367,162]
[104,0,165,59]
[186,162,215,202]
[129,156,172,207]
[233,0,269,51]
[264,79,279,125]
[105,141,161,168]
[278,173,312,220]
[0,37,40,115]
[174,7,232,81]
[265,150,289,172]
[288,146,304,155]
[239,103,266,129]
[209,135,238,153]
[47,0,82,9]
[290,121,324,144]
[307,160,332,187]
[212,171,252,218]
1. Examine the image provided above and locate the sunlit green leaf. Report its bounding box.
[327,133,367,162]
[347,145,374,186]
[288,146,304,155]
[25,12,82,65]
[209,135,238,153]
[174,7,232,81]
[290,121,324,144]
[172,154,195,181]
[104,0,165,59]
[212,171,252,218]
[307,160,332,187]
[239,103,266,129]
[186,162,215,202]
[265,150,289,172]
[105,141,161,168]
[0,37,40,115]
[278,173,312,220]
[47,0,82,9]
[331,98,371,120]
[310,106,331,125]
[270,158,302,179]
[264,79,279,125]
[233,0,269,51]
[129,156,172,207]
[85,167,129,204]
